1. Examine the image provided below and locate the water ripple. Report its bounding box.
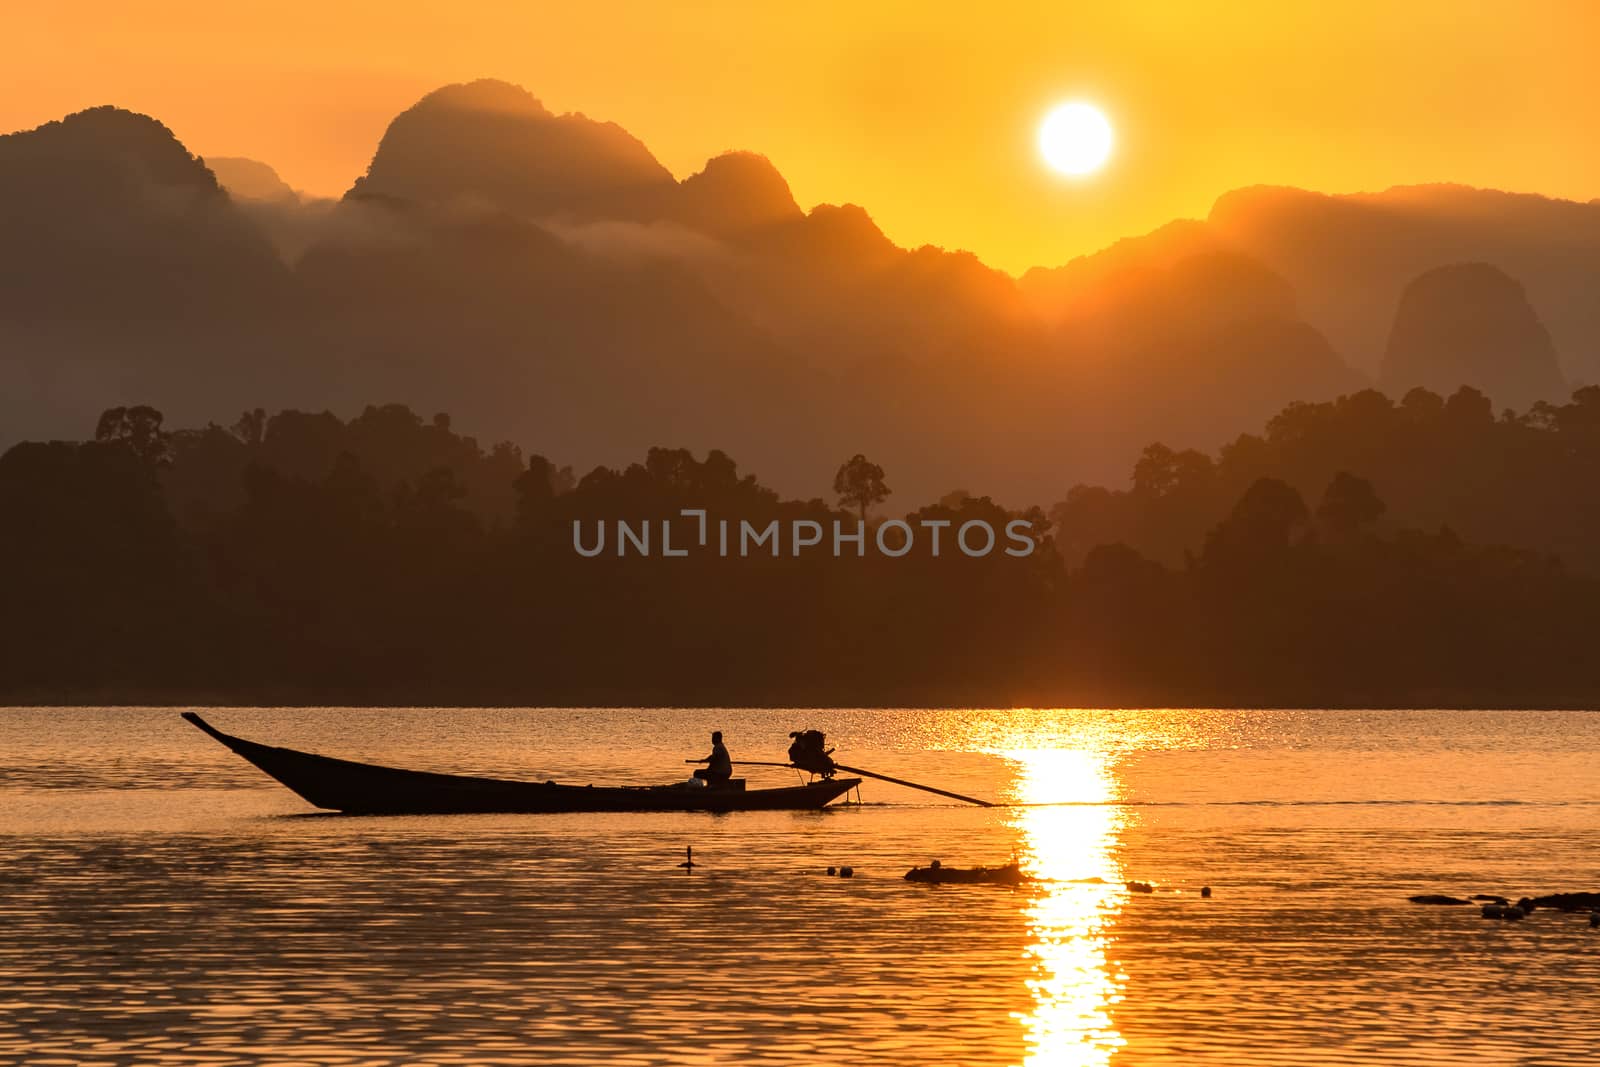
[0,707,1597,1065]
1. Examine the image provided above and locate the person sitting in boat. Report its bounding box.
[787,730,837,779]
[691,731,733,787]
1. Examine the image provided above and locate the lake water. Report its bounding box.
[1,707,1597,1066]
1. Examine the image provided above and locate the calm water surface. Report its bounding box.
[1,708,1597,1066]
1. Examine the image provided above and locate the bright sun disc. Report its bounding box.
[1038,102,1113,177]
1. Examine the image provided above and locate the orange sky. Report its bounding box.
[5,1,1597,273]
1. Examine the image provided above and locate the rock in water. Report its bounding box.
[1529,892,1600,912]
[904,861,1028,886]
[1409,894,1472,906]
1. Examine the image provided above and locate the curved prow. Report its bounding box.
[182,711,231,744]
[182,711,285,772]
[181,711,352,810]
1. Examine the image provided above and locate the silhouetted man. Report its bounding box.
[692,731,732,787]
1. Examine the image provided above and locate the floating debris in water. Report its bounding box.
[1418,890,1600,921]
[1201,886,1213,898]
[905,861,1027,886]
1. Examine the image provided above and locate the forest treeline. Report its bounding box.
[1055,383,1600,573]
[3,389,1599,707]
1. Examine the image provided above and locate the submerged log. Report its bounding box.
[1409,894,1472,905]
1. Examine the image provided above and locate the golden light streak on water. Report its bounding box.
[1006,747,1129,1067]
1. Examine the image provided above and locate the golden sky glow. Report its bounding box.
[4,1,1598,273]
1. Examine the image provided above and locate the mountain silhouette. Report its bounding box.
[2,82,1591,502]
[207,156,298,202]
[673,151,803,237]
[1208,184,1600,390]
[1028,183,1597,416]
[0,107,284,317]
[0,107,301,448]
[348,79,675,221]
[1380,263,1565,410]
[1020,219,1223,315]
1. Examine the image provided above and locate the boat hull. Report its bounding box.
[182,713,859,815]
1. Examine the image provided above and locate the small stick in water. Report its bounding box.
[679,845,696,870]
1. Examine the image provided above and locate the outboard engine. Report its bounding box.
[787,729,837,778]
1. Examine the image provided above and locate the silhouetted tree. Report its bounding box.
[1203,477,1308,565]
[1317,472,1385,536]
[515,454,559,530]
[232,408,266,447]
[937,489,973,509]
[1445,385,1494,426]
[1132,443,1214,498]
[833,454,890,521]
[95,405,169,466]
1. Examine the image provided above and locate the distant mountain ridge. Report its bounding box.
[0,82,1592,503]
[1026,182,1600,398]
[0,106,298,433]
[208,157,298,202]
[1381,263,1565,409]
[349,80,675,220]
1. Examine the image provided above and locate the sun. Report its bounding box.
[1038,101,1114,177]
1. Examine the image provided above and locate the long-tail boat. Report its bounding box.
[182,713,859,815]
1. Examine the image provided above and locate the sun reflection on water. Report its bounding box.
[1007,747,1129,1067]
